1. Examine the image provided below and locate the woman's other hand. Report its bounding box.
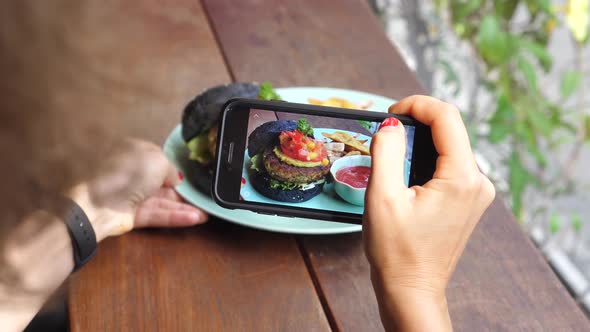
[66,139,208,241]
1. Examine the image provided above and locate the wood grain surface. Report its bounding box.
[62,1,329,331]
[71,222,329,331]
[202,0,423,99]
[204,0,590,330]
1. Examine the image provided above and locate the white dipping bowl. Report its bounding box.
[330,155,371,206]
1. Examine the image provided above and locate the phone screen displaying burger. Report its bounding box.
[213,99,437,224]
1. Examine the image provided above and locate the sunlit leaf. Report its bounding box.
[525,139,547,168]
[526,107,553,136]
[476,15,511,65]
[549,212,562,234]
[548,104,562,127]
[453,23,466,36]
[565,0,589,43]
[518,38,553,71]
[561,120,578,133]
[515,120,536,145]
[525,0,551,14]
[495,0,520,20]
[489,125,511,143]
[572,213,583,232]
[433,0,449,11]
[548,135,574,149]
[508,152,531,217]
[489,94,514,143]
[517,56,537,90]
[497,67,515,98]
[560,71,582,98]
[451,0,484,22]
[537,0,552,12]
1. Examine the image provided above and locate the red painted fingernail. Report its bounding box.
[178,172,184,181]
[379,117,399,130]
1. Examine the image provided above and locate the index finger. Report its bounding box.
[389,95,477,178]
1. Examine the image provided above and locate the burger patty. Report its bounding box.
[263,148,330,184]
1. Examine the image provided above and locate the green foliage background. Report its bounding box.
[433,0,589,221]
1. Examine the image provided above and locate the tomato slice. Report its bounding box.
[279,130,326,162]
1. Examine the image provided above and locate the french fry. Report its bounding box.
[322,131,370,155]
[308,97,356,108]
[308,98,325,105]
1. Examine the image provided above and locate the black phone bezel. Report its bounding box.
[212,98,437,224]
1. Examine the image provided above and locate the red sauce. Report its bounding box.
[279,130,327,162]
[335,166,371,189]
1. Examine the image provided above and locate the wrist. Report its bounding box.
[64,183,118,242]
[371,267,451,332]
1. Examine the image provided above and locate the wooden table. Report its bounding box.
[60,0,589,330]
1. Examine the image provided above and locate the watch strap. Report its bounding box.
[61,197,97,272]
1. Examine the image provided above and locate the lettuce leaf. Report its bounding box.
[250,153,263,172]
[269,179,300,190]
[268,178,325,191]
[258,82,282,101]
[187,134,212,164]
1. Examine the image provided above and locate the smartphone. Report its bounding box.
[213,98,437,224]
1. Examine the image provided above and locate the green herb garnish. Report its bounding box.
[258,82,282,101]
[357,120,372,131]
[297,118,314,137]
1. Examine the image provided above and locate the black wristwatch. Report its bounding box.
[60,196,97,272]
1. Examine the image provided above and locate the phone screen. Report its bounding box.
[238,108,415,215]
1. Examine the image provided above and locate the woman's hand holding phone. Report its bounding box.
[363,96,495,331]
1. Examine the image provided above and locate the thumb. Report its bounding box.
[368,117,407,196]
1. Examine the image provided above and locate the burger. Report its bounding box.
[247,118,330,202]
[181,82,281,194]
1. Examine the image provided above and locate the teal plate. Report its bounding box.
[163,87,396,234]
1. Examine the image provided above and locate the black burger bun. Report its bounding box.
[182,82,260,142]
[247,120,297,158]
[182,82,260,195]
[249,172,324,203]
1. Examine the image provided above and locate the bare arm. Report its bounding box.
[0,140,207,331]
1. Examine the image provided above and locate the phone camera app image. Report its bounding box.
[240,109,415,215]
